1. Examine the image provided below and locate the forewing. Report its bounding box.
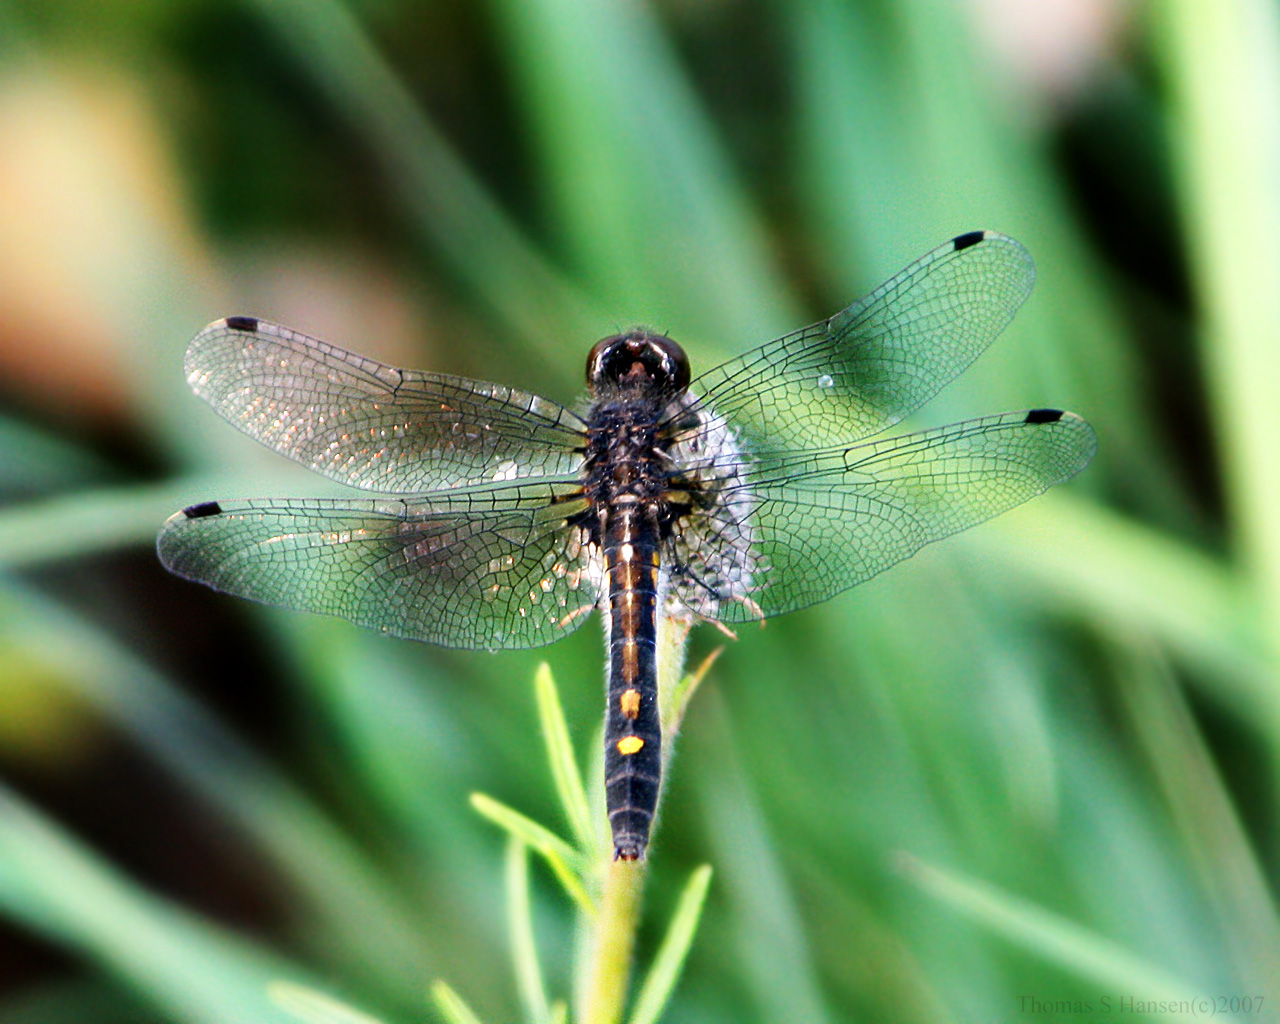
[185,317,587,492]
[685,232,1035,451]
[670,410,1096,623]
[156,485,599,649]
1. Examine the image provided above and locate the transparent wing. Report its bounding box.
[156,485,600,649]
[683,231,1035,451]
[185,317,587,493]
[668,409,1096,623]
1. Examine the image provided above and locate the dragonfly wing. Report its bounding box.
[157,484,599,649]
[185,317,587,493]
[668,409,1095,623]
[684,232,1035,452]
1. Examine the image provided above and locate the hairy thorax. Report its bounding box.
[581,391,673,536]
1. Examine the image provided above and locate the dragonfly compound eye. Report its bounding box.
[586,330,690,395]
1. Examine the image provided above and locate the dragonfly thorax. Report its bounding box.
[580,399,678,515]
[586,329,691,400]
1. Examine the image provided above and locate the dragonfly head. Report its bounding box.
[587,329,691,398]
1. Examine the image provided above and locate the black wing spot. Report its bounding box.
[224,316,259,332]
[1024,408,1064,424]
[182,501,223,519]
[952,230,987,252]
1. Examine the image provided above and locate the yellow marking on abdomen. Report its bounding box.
[616,736,644,755]
[620,688,641,719]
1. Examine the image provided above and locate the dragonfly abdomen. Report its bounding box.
[602,505,663,860]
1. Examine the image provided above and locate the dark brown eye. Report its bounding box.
[650,334,690,393]
[586,330,690,394]
[586,335,621,385]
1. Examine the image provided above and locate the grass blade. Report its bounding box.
[1154,1,1280,650]
[0,579,431,990]
[1113,639,1280,994]
[696,696,833,1024]
[0,783,303,1024]
[0,482,202,567]
[973,495,1273,721]
[428,982,486,1024]
[269,982,388,1024]
[245,0,604,359]
[486,0,795,345]
[0,414,111,494]
[897,853,1209,1006]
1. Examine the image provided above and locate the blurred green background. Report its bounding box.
[0,0,1277,1022]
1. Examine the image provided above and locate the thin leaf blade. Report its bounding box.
[628,865,713,1024]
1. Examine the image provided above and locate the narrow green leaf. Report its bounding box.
[269,981,388,1024]
[470,794,594,916]
[897,853,1210,1005]
[666,646,723,734]
[534,663,593,852]
[429,981,486,1024]
[470,793,580,867]
[548,1000,568,1024]
[627,865,713,1024]
[505,838,550,1024]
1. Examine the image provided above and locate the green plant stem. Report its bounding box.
[579,858,647,1024]
[577,616,691,1024]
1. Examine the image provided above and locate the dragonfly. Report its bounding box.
[158,230,1096,861]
